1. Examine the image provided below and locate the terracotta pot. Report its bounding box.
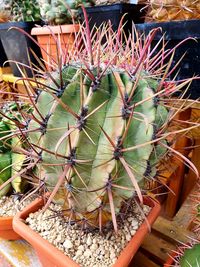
[0,216,20,240]
[13,196,160,267]
[31,24,79,70]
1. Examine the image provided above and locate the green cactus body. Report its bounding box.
[180,244,200,267]
[0,102,31,197]
[0,121,11,152]
[114,79,156,200]
[27,63,169,226]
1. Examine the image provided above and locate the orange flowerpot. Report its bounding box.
[0,216,20,240]
[13,196,160,267]
[31,24,80,70]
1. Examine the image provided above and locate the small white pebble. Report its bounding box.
[84,249,92,258]
[77,245,84,251]
[130,229,136,236]
[75,250,82,257]
[125,234,132,242]
[86,236,92,246]
[90,243,98,251]
[63,239,73,249]
[110,252,116,259]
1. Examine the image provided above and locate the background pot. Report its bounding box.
[0,216,20,240]
[31,24,79,71]
[13,196,161,267]
[80,4,146,35]
[135,19,200,100]
[0,21,42,77]
[0,40,8,67]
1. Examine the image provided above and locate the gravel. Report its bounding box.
[26,201,151,267]
[0,195,36,217]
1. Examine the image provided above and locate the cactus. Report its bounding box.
[172,243,200,267]
[180,244,200,267]
[170,182,200,266]
[0,0,41,22]
[12,0,41,21]
[0,102,31,197]
[38,0,94,25]
[0,0,12,22]
[146,0,200,22]
[26,65,168,230]
[1,18,199,231]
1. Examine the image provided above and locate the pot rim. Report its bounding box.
[31,24,80,36]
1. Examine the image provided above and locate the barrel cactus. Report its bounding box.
[1,19,199,231]
[146,0,200,22]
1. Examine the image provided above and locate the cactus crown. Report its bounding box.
[1,18,199,232]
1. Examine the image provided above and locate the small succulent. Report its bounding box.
[0,102,31,197]
[0,0,12,22]
[11,0,41,21]
[38,0,94,25]
[0,0,41,22]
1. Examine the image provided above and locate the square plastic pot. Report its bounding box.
[13,196,161,267]
[0,40,8,67]
[0,21,42,77]
[80,4,146,35]
[135,19,200,100]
